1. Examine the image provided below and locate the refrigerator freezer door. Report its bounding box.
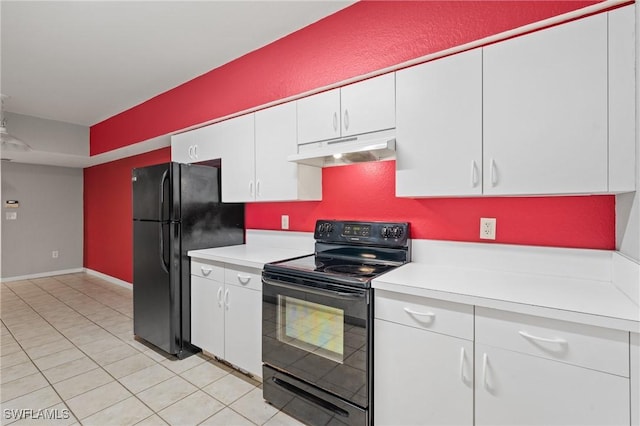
[133,220,181,355]
[132,163,180,221]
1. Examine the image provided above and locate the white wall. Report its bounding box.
[0,161,83,279]
[4,112,89,156]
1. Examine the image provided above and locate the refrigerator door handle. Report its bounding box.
[159,223,169,273]
[159,169,169,221]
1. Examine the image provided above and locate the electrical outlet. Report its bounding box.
[281,215,289,230]
[480,218,496,240]
[52,250,59,259]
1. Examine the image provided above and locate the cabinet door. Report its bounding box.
[483,14,607,195]
[191,276,224,356]
[475,344,630,426]
[224,285,262,377]
[608,5,636,192]
[171,132,196,164]
[341,73,395,138]
[396,49,482,197]
[297,88,341,144]
[255,102,321,201]
[217,114,256,202]
[374,319,473,426]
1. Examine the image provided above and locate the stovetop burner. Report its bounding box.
[323,264,390,277]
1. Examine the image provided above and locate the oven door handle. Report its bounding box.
[263,278,366,300]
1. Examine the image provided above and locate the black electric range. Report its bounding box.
[262,220,410,426]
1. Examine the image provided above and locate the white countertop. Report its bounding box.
[373,263,640,333]
[188,244,310,270]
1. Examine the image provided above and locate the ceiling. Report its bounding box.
[0,1,353,166]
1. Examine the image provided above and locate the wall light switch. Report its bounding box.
[5,212,17,220]
[281,215,289,230]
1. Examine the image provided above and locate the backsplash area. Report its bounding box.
[246,160,615,250]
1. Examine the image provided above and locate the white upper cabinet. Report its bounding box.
[396,48,482,197]
[254,102,321,202]
[216,114,256,203]
[483,14,608,195]
[608,4,636,192]
[297,88,341,144]
[340,72,396,138]
[297,73,395,145]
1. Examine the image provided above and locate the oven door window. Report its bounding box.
[277,296,344,363]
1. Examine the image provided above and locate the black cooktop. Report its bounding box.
[264,220,410,287]
[267,253,398,282]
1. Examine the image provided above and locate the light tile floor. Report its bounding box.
[0,273,304,426]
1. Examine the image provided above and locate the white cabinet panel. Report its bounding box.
[476,307,629,376]
[224,284,262,378]
[191,275,224,356]
[375,290,473,340]
[297,88,341,144]
[609,4,636,192]
[297,73,395,145]
[396,49,482,197]
[171,131,197,164]
[475,343,630,426]
[171,124,223,164]
[217,114,256,203]
[483,14,608,195]
[191,261,262,378]
[255,102,321,201]
[340,73,395,137]
[374,319,473,426]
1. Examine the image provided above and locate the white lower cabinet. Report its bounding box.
[375,320,473,425]
[374,291,474,426]
[475,307,630,426]
[373,295,633,426]
[475,343,629,426]
[190,260,262,378]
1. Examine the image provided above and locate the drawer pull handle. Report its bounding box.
[518,330,567,345]
[201,267,212,276]
[404,307,435,318]
[237,274,252,284]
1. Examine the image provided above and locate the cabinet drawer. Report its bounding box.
[224,265,262,291]
[476,307,629,376]
[190,259,224,281]
[374,290,474,340]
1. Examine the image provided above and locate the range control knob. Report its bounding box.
[391,227,404,239]
[381,227,390,238]
[318,222,334,234]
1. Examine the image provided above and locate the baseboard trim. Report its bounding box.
[84,269,132,290]
[1,268,85,283]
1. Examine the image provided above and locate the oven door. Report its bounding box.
[262,271,370,409]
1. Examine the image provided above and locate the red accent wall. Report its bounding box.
[84,0,615,282]
[84,148,171,282]
[246,161,615,249]
[90,1,600,155]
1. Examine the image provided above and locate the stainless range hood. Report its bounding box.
[288,129,396,167]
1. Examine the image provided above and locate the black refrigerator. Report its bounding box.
[132,162,244,359]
